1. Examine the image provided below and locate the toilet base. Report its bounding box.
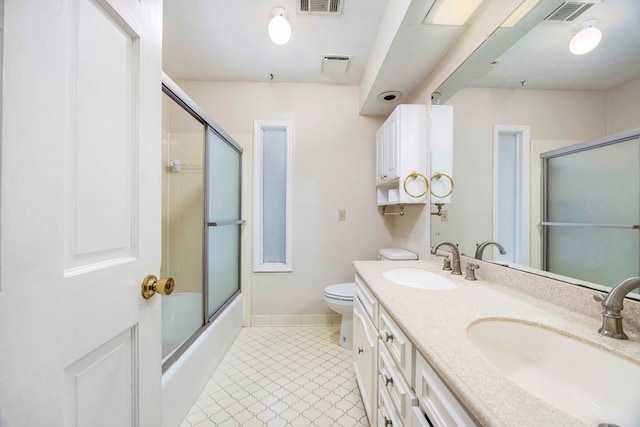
[338,315,353,349]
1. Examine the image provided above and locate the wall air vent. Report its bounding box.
[298,0,343,15]
[544,2,596,22]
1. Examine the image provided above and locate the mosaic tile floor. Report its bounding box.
[180,326,370,427]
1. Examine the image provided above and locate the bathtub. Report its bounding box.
[161,293,243,427]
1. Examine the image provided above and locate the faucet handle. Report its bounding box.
[593,293,606,303]
[465,263,480,281]
[435,253,452,271]
[441,255,452,271]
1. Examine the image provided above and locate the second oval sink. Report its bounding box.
[467,318,640,426]
[382,267,457,290]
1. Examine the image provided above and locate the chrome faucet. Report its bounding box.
[474,241,506,260]
[595,277,640,339]
[430,241,462,275]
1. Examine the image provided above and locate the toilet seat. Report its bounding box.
[324,283,354,302]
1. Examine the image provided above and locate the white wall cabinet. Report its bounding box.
[376,110,399,186]
[376,104,428,206]
[354,273,477,427]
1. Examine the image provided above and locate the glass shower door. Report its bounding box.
[543,136,640,286]
[160,78,243,371]
[206,128,243,319]
[161,91,205,362]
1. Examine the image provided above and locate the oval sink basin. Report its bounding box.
[382,268,456,290]
[467,318,640,425]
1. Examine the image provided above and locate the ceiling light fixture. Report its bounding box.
[377,91,403,103]
[569,19,602,55]
[268,7,291,45]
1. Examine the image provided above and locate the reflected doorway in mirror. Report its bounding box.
[492,125,531,265]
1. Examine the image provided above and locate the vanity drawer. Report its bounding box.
[356,274,378,323]
[378,376,404,427]
[414,351,476,427]
[379,306,413,379]
[410,406,431,427]
[379,344,417,426]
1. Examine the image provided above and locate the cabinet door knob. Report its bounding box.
[384,416,393,426]
[383,374,393,387]
[357,347,364,354]
[382,330,393,342]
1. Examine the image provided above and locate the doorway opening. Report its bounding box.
[492,125,530,265]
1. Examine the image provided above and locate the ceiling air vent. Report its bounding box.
[544,2,596,22]
[298,0,343,15]
[322,55,350,73]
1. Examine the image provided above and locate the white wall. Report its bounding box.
[175,81,393,316]
[607,77,640,134]
[384,204,431,260]
[169,75,640,318]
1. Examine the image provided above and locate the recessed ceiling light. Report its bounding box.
[377,91,403,103]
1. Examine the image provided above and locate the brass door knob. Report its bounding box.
[141,275,175,299]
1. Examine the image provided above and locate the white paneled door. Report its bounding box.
[0,0,162,426]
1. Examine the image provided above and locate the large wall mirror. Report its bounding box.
[430,0,640,295]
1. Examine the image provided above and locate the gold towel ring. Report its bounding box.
[403,171,429,198]
[430,172,454,198]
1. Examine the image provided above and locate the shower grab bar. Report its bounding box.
[207,220,246,227]
[541,222,640,229]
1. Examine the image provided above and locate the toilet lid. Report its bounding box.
[324,283,355,301]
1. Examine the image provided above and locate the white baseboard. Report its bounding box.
[251,313,341,327]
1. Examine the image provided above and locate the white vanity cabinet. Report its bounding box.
[353,276,379,424]
[378,306,417,427]
[375,104,427,206]
[354,273,477,427]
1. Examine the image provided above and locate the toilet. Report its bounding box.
[324,248,418,349]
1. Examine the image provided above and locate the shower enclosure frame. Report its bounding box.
[161,74,244,372]
[540,126,640,293]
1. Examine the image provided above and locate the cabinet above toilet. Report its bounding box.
[376,104,428,207]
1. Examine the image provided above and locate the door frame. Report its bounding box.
[492,125,531,264]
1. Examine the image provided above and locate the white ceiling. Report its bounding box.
[162,0,466,116]
[163,0,640,116]
[162,0,388,85]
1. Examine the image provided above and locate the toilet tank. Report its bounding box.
[379,248,418,261]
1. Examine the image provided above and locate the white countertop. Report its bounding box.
[353,258,640,427]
